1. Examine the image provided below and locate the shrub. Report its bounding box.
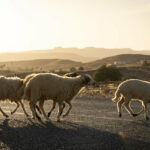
[78,66,84,71]
[94,65,122,82]
[142,60,150,66]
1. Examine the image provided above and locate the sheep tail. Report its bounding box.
[112,88,121,102]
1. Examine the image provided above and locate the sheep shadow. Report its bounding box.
[0,119,149,150]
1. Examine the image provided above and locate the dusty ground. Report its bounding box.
[0,96,149,150]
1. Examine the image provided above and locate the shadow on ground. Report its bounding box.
[0,119,149,150]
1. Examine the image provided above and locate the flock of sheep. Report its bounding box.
[0,71,149,121]
[0,72,94,121]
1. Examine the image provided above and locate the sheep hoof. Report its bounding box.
[132,114,138,117]
[47,112,51,117]
[36,116,41,121]
[5,115,9,118]
[145,116,149,120]
[26,114,30,117]
[119,113,122,117]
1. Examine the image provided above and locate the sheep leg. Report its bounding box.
[35,105,42,114]
[47,101,56,117]
[136,101,145,116]
[20,101,29,117]
[29,102,41,120]
[57,102,63,122]
[137,107,144,115]
[0,107,9,118]
[123,98,137,117]
[143,103,149,120]
[117,97,124,117]
[11,102,19,115]
[39,100,49,120]
[136,102,149,120]
[62,102,66,113]
[140,102,149,120]
[62,102,72,118]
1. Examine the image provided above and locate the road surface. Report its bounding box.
[0,97,149,150]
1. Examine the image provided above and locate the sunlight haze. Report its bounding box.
[0,0,150,52]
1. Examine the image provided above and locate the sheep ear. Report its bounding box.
[84,74,94,85]
[65,72,78,77]
[82,74,90,84]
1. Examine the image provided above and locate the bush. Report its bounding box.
[78,66,84,71]
[94,65,122,82]
[142,60,150,66]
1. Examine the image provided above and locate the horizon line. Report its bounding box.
[0,46,150,53]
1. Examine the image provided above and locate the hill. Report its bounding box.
[0,59,82,72]
[0,51,93,62]
[1,54,150,73]
[84,54,150,69]
[0,47,150,62]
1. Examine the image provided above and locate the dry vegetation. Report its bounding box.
[77,82,119,98]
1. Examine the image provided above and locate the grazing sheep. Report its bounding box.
[23,73,94,121]
[0,76,28,117]
[112,79,150,120]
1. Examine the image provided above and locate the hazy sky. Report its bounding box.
[0,0,150,52]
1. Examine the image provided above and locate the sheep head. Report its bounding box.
[64,72,79,77]
[82,74,94,85]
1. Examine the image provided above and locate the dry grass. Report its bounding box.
[77,82,119,98]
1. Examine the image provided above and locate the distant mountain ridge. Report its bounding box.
[0,47,150,62]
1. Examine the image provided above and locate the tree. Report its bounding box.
[78,66,84,71]
[94,65,122,82]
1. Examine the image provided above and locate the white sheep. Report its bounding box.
[47,72,79,118]
[26,72,79,117]
[13,72,78,117]
[23,73,94,121]
[112,79,150,120]
[0,76,28,117]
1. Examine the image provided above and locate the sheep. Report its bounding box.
[0,72,77,118]
[22,73,94,121]
[47,72,79,118]
[12,73,42,116]
[0,76,28,117]
[112,79,150,120]
[12,72,79,117]
[26,72,79,117]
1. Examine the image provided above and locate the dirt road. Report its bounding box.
[0,97,149,150]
